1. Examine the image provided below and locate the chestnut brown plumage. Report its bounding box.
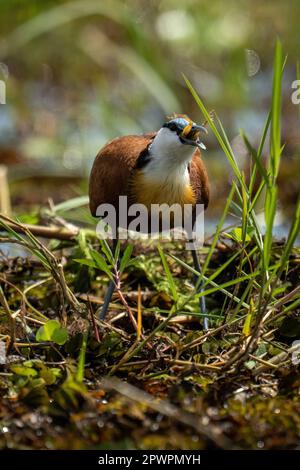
[90,134,156,217]
[89,133,209,219]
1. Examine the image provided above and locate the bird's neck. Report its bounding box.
[130,146,195,208]
[143,133,194,186]
[142,156,190,187]
[148,129,195,173]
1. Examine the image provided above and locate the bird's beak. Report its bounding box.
[181,123,208,150]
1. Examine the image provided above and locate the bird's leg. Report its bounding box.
[191,248,209,331]
[98,238,119,321]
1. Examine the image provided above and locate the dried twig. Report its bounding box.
[252,342,300,375]
[1,219,79,241]
[166,358,222,371]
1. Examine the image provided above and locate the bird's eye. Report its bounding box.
[168,122,177,132]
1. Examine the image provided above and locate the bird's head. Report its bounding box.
[149,114,208,165]
[163,114,208,150]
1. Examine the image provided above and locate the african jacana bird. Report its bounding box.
[89,114,210,329]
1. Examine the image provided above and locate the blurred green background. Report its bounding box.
[0,0,299,226]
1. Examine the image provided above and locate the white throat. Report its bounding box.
[144,127,194,185]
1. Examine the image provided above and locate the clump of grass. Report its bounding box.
[179,39,300,366]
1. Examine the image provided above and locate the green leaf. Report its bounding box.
[254,343,267,357]
[203,184,235,274]
[52,328,69,346]
[183,74,264,253]
[53,196,89,214]
[241,130,269,185]
[270,39,284,180]
[74,249,114,280]
[76,331,88,383]
[99,238,114,264]
[10,365,38,377]
[242,299,254,336]
[74,258,97,268]
[230,227,252,243]
[39,367,61,385]
[22,360,61,385]
[90,249,113,279]
[157,243,178,302]
[245,360,256,370]
[183,74,241,182]
[119,244,134,274]
[36,320,69,345]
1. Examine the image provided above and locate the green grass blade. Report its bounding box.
[203,184,236,274]
[76,330,88,383]
[119,244,134,274]
[270,39,284,180]
[158,243,178,302]
[183,74,242,182]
